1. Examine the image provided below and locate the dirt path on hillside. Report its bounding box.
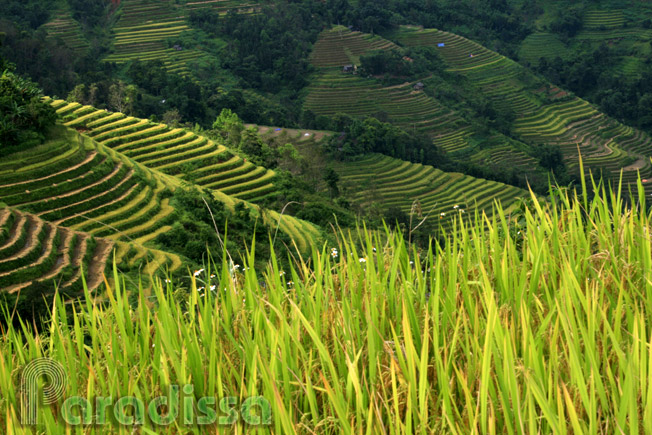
[624,158,647,171]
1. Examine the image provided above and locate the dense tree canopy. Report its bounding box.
[0,67,56,152]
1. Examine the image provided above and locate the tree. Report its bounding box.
[0,69,56,152]
[67,84,86,103]
[108,81,137,114]
[212,108,244,147]
[277,142,304,174]
[324,167,340,197]
[87,84,99,107]
[108,81,127,113]
[162,109,182,127]
[239,127,273,166]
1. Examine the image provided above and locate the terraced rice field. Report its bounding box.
[621,56,646,80]
[104,0,203,75]
[513,101,652,183]
[0,126,184,292]
[574,27,652,41]
[52,100,324,254]
[306,27,546,175]
[41,12,89,53]
[0,207,113,295]
[519,32,570,66]
[392,26,652,193]
[391,27,540,115]
[304,71,469,151]
[584,10,625,30]
[311,26,399,68]
[335,154,526,234]
[1,126,180,241]
[308,27,465,146]
[470,144,539,171]
[181,0,259,14]
[56,101,279,203]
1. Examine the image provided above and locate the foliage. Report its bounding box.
[323,114,446,166]
[3,177,652,432]
[547,6,585,38]
[0,0,51,29]
[67,0,111,30]
[535,45,652,132]
[211,108,244,147]
[323,167,340,197]
[154,187,290,269]
[218,2,324,93]
[0,68,56,151]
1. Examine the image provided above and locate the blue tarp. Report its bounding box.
[275,128,282,131]
[438,43,445,47]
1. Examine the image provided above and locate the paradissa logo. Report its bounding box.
[21,358,272,427]
[20,358,67,425]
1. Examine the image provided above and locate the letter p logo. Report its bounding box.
[20,358,67,425]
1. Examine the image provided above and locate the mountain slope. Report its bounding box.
[305,27,548,182]
[0,207,111,295]
[55,100,279,202]
[249,124,528,236]
[50,99,324,253]
[390,25,652,191]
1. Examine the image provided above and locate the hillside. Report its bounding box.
[0,99,326,298]
[390,25,652,192]
[512,1,652,135]
[52,100,324,251]
[0,123,183,292]
[0,206,110,295]
[2,2,652,295]
[305,27,539,179]
[54,100,278,202]
[4,1,652,432]
[334,154,526,232]
[250,124,527,235]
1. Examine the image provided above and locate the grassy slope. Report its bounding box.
[101,0,258,75]
[2,175,651,432]
[55,100,324,252]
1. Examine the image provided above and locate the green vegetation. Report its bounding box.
[333,153,525,238]
[0,96,326,308]
[0,69,56,152]
[103,0,203,76]
[391,25,652,194]
[3,176,652,431]
[4,2,652,432]
[58,101,279,202]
